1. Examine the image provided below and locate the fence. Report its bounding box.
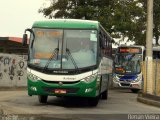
[0,53,27,87]
[142,59,160,96]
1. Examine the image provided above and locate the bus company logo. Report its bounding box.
[63,77,76,80]
[121,80,131,83]
[59,81,63,86]
[124,80,132,83]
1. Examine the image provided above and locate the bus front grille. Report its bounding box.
[120,83,130,87]
[42,80,80,84]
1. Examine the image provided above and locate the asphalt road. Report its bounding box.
[0,88,160,120]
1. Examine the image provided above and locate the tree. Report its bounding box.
[153,0,160,45]
[39,0,146,46]
[110,0,146,45]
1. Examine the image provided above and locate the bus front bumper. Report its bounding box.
[27,79,99,98]
[113,80,142,90]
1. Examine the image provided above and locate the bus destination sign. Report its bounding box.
[119,47,142,54]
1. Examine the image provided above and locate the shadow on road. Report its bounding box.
[45,96,98,108]
[111,88,138,94]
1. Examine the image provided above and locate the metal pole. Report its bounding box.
[145,0,153,94]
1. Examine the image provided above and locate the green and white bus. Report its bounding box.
[22,19,113,106]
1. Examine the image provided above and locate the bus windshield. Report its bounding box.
[114,54,141,74]
[29,28,97,70]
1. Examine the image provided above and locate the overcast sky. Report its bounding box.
[0,0,49,37]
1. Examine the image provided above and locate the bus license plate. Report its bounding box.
[54,89,66,94]
[132,84,139,88]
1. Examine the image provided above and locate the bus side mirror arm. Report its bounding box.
[22,28,35,47]
[22,33,27,46]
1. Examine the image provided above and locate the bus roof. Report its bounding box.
[32,19,99,29]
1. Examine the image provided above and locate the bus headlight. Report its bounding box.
[113,74,119,82]
[82,73,97,83]
[27,72,42,82]
[132,75,141,83]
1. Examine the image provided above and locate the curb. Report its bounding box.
[0,86,27,91]
[137,93,160,108]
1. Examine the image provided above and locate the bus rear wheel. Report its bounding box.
[131,89,140,93]
[38,95,48,103]
[88,96,99,106]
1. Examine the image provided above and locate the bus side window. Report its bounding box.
[99,32,103,57]
[99,30,112,57]
[99,32,105,49]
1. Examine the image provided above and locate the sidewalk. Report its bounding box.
[137,93,160,108]
[0,86,27,91]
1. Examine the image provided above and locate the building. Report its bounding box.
[0,37,28,54]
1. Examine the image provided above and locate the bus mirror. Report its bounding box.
[22,33,27,46]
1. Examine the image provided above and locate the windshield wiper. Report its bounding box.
[66,48,80,73]
[43,39,60,72]
[42,48,59,72]
[129,54,135,61]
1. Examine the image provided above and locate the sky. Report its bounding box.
[0,0,48,37]
[0,0,136,47]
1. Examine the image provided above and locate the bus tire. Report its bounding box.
[131,89,140,93]
[101,90,108,100]
[88,96,99,106]
[38,95,48,103]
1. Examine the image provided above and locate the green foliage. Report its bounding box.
[38,0,160,46]
[153,0,160,45]
[110,0,146,45]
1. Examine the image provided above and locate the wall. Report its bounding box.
[0,53,27,87]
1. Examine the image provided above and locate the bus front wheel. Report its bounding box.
[88,96,99,106]
[101,90,108,100]
[131,89,140,93]
[38,95,48,103]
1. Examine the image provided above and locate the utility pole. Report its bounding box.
[146,0,153,94]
